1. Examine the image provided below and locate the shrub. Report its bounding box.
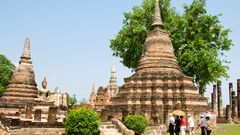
[64,107,100,135]
[124,115,149,135]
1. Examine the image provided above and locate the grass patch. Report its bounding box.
[195,124,240,135]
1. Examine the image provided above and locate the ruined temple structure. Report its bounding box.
[213,80,240,123]
[90,64,119,113]
[89,84,97,107]
[101,0,209,125]
[1,37,38,103]
[0,37,39,115]
[49,86,68,107]
[107,65,119,97]
[0,37,67,129]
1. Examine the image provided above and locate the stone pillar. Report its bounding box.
[226,105,232,123]
[25,106,33,119]
[217,81,223,117]
[212,85,217,114]
[34,109,42,121]
[237,79,240,118]
[48,106,58,124]
[62,93,68,107]
[211,93,214,111]
[232,96,238,119]
[229,83,233,108]
[231,91,235,118]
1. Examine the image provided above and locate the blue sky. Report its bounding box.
[0,0,239,106]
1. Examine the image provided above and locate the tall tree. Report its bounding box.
[110,0,232,90]
[67,93,78,108]
[0,54,15,96]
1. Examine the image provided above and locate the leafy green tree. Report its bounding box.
[67,93,78,108]
[64,107,100,135]
[110,0,233,91]
[0,54,15,96]
[124,115,149,135]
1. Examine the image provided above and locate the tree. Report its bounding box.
[67,93,78,108]
[124,115,149,135]
[0,54,15,96]
[110,0,233,90]
[64,107,100,135]
[79,98,87,104]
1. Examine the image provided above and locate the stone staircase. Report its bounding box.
[100,122,122,135]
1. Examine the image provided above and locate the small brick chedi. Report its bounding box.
[0,37,67,120]
[90,65,119,113]
[1,37,38,103]
[101,0,209,124]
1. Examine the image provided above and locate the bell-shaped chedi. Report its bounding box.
[103,0,209,125]
[137,0,180,74]
[1,37,38,102]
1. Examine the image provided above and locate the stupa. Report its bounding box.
[1,37,38,103]
[103,0,209,125]
[107,64,119,97]
[94,65,119,112]
[89,84,96,107]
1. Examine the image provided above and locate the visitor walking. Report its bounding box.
[174,115,181,135]
[205,116,212,135]
[197,115,207,135]
[187,114,195,135]
[168,113,175,135]
[180,116,186,135]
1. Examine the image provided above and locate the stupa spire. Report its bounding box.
[108,64,119,96]
[19,37,32,64]
[91,83,95,93]
[152,0,164,29]
[111,64,116,79]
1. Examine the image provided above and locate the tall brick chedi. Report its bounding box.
[1,37,38,102]
[102,0,208,124]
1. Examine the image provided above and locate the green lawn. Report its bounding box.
[195,124,240,135]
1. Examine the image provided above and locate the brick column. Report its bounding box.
[232,96,238,119]
[25,106,33,119]
[34,109,42,121]
[212,85,217,114]
[217,81,223,117]
[237,79,240,118]
[62,93,68,107]
[229,83,233,108]
[231,91,235,118]
[226,105,232,123]
[48,106,58,124]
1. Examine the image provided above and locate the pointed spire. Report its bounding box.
[19,36,32,64]
[108,64,119,96]
[91,83,95,93]
[22,37,31,58]
[152,0,164,29]
[111,64,115,73]
[110,64,116,79]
